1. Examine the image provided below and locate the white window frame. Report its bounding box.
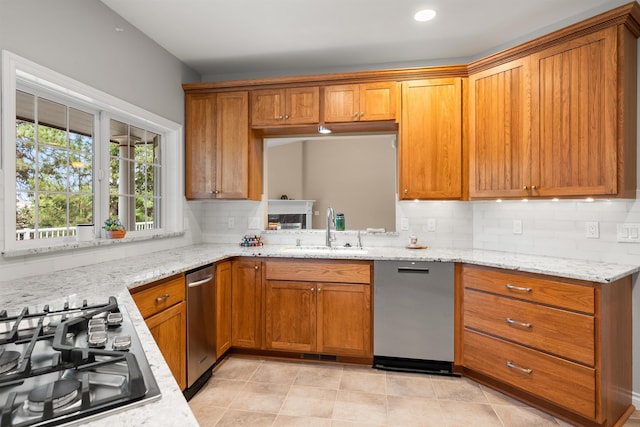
[2,51,184,253]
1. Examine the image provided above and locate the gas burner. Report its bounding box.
[27,379,80,412]
[0,350,20,374]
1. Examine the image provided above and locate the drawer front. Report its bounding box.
[132,276,186,319]
[464,290,594,365]
[464,330,595,419]
[462,265,594,314]
[266,260,371,284]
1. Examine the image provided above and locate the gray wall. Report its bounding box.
[0,0,200,124]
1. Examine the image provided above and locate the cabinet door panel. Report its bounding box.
[317,283,371,357]
[286,87,319,124]
[251,89,285,126]
[360,82,396,121]
[324,84,359,122]
[469,58,531,198]
[217,92,249,198]
[531,28,617,196]
[185,93,216,199]
[216,261,232,356]
[264,281,316,352]
[146,301,187,390]
[231,260,262,349]
[400,78,462,199]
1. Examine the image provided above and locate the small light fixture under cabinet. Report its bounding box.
[318,125,332,134]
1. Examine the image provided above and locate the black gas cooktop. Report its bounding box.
[0,296,160,426]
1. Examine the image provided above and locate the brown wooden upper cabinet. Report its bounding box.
[185,91,252,199]
[469,26,637,199]
[469,58,531,199]
[251,87,319,126]
[399,78,462,200]
[324,82,397,122]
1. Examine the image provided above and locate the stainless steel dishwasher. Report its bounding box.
[184,264,216,400]
[373,260,455,375]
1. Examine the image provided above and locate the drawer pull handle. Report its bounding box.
[506,361,532,374]
[506,317,531,328]
[505,284,532,293]
[155,294,170,303]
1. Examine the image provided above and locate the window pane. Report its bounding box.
[68,108,93,149]
[69,150,93,192]
[38,98,67,147]
[38,193,68,229]
[16,138,35,191]
[16,192,35,240]
[69,194,93,225]
[38,145,67,191]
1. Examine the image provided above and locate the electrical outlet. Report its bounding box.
[400,218,409,231]
[227,217,235,229]
[427,218,436,232]
[512,220,522,235]
[585,221,599,239]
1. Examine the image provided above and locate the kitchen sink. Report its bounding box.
[279,245,368,255]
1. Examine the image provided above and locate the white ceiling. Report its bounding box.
[100,0,633,81]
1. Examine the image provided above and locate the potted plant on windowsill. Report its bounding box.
[103,218,126,239]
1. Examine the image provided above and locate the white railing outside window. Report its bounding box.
[16,222,154,240]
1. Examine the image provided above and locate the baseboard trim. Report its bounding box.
[632,391,640,409]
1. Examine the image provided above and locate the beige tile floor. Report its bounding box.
[189,356,640,427]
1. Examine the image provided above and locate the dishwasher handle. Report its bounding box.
[187,274,214,288]
[397,267,430,274]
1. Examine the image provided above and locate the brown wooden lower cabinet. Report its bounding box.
[457,264,633,427]
[231,259,263,349]
[215,261,232,356]
[257,259,373,359]
[131,274,187,390]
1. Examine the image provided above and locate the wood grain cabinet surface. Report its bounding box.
[469,25,637,199]
[131,274,187,390]
[264,259,372,358]
[231,259,263,349]
[324,82,397,123]
[457,264,633,427]
[215,261,232,357]
[251,87,319,126]
[185,91,257,200]
[399,78,462,200]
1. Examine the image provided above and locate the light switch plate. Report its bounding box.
[400,218,409,231]
[227,217,235,229]
[427,218,436,232]
[617,223,640,243]
[586,221,599,239]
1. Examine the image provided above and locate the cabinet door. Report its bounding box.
[400,78,462,199]
[530,27,617,197]
[264,280,316,352]
[324,84,359,122]
[216,91,249,198]
[251,89,285,126]
[359,82,396,121]
[469,58,531,198]
[286,87,320,124]
[146,301,187,390]
[231,260,262,348]
[317,283,371,357]
[215,261,232,357]
[185,93,216,199]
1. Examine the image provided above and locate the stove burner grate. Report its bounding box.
[27,378,81,413]
[0,351,20,375]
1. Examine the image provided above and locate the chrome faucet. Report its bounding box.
[326,207,335,247]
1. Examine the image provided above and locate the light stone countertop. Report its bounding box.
[0,243,638,426]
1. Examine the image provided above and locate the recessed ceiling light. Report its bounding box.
[414,9,436,22]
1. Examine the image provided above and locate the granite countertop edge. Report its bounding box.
[1,243,638,426]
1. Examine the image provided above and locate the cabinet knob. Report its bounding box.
[311,287,314,292]
[522,185,528,190]
[403,189,408,194]
[254,265,259,270]
[279,115,283,120]
[531,185,537,190]
[155,294,170,303]
[354,112,358,117]
[285,114,289,119]
[360,112,364,116]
